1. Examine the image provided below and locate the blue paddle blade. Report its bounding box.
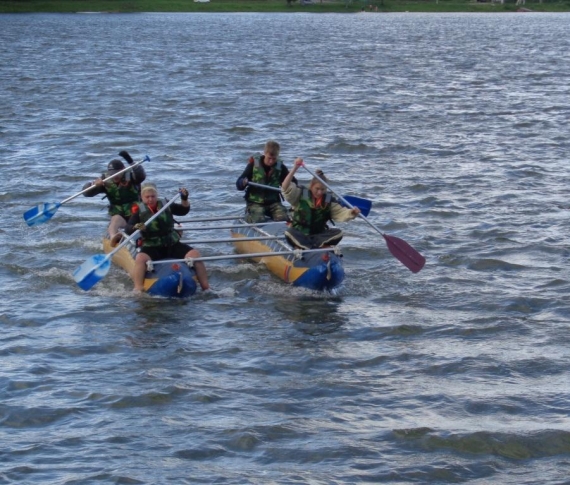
[23,202,61,227]
[340,195,372,217]
[73,254,111,291]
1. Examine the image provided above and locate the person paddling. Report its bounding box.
[235,140,296,223]
[124,183,210,293]
[82,150,146,243]
[281,158,360,250]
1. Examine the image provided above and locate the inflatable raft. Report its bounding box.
[230,220,344,292]
[102,236,197,298]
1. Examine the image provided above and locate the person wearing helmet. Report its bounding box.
[83,150,146,243]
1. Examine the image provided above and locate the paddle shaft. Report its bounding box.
[61,155,149,205]
[247,181,281,192]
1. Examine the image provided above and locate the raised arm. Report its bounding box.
[281,157,303,193]
[279,164,297,187]
[119,149,146,183]
[171,188,190,216]
[132,164,146,184]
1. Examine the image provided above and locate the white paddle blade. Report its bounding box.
[73,254,111,291]
[23,202,61,227]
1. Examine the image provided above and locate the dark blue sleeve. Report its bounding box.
[132,164,146,184]
[82,181,106,197]
[236,161,254,191]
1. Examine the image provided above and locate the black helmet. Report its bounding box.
[107,159,125,176]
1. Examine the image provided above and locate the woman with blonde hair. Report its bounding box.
[125,183,210,293]
[281,158,360,250]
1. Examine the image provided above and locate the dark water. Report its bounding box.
[2,11,570,484]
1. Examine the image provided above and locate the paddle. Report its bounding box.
[23,155,150,227]
[73,193,180,291]
[247,181,372,217]
[338,196,372,218]
[302,164,426,273]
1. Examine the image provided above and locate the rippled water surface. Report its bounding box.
[2,11,570,484]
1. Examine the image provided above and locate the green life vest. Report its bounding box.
[247,155,283,205]
[136,199,180,247]
[292,187,332,235]
[103,172,141,218]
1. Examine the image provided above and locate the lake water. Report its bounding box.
[1,11,570,484]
